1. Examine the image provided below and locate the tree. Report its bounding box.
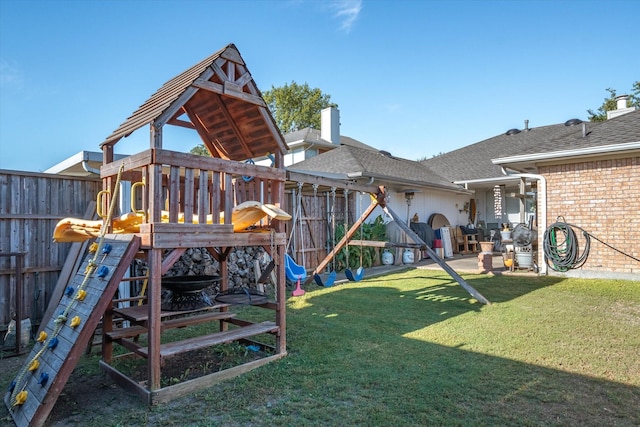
[262,81,336,133]
[189,144,211,157]
[587,81,639,122]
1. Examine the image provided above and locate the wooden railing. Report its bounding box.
[100,148,285,229]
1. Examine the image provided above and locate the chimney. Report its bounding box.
[607,94,635,119]
[616,94,629,110]
[321,107,340,144]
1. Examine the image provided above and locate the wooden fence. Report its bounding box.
[0,170,101,333]
[0,168,375,336]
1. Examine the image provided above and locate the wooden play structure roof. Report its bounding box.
[101,43,288,161]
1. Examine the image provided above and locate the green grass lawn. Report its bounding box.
[3,270,639,426]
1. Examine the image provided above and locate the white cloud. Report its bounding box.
[332,0,362,33]
[0,59,24,89]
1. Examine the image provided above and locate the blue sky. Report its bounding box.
[1,0,638,172]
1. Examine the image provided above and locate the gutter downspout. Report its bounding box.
[81,161,101,175]
[500,167,548,275]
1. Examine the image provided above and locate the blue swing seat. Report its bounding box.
[284,254,307,282]
[345,266,365,282]
[314,270,337,287]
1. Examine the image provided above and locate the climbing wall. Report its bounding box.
[4,234,140,427]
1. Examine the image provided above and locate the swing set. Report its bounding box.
[282,177,490,305]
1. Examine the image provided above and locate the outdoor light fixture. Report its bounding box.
[404,191,417,225]
[404,192,415,204]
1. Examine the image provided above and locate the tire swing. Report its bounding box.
[314,186,337,287]
[345,191,365,282]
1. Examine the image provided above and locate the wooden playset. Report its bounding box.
[5,44,292,426]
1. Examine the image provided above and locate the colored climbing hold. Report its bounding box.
[101,243,112,260]
[37,331,48,343]
[13,390,28,407]
[48,337,59,350]
[89,242,99,253]
[65,286,75,297]
[97,265,109,278]
[76,289,87,301]
[85,260,97,275]
[38,372,50,386]
[70,316,81,328]
[28,359,40,372]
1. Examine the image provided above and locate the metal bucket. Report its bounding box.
[515,252,533,268]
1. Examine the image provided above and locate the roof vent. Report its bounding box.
[379,150,396,159]
[564,118,583,126]
[505,128,521,136]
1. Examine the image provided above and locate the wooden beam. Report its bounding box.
[192,78,266,107]
[286,171,380,195]
[160,248,187,275]
[167,117,195,129]
[308,198,379,282]
[154,85,199,129]
[347,240,422,248]
[234,71,253,88]
[182,103,229,159]
[147,247,163,391]
[257,103,288,154]
[227,66,287,156]
[381,203,491,305]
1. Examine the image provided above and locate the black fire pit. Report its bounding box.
[161,275,220,311]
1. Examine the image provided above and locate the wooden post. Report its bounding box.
[147,248,162,392]
[276,241,286,354]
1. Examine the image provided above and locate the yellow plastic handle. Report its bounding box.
[96,190,110,219]
[130,181,145,214]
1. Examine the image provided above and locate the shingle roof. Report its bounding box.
[100,44,288,161]
[421,122,579,181]
[284,127,376,150]
[422,110,639,182]
[288,145,463,191]
[517,109,640,156]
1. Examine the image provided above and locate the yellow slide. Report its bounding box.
[53,201,291,243]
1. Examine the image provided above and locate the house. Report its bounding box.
[494,106,639,280]
[422,97,639,279]
[289,143,472,224]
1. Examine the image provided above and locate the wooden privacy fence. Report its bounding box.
[283,188,362,273]
[0,170,101,333]
[0,167,376,334]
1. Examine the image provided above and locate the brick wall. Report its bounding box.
[540,156,640,274]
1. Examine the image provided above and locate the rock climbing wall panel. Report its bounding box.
[4,234,140,427]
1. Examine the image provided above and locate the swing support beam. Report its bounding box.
[306,189,381,284]
[380,204,491,305]
[306,185,491,305]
